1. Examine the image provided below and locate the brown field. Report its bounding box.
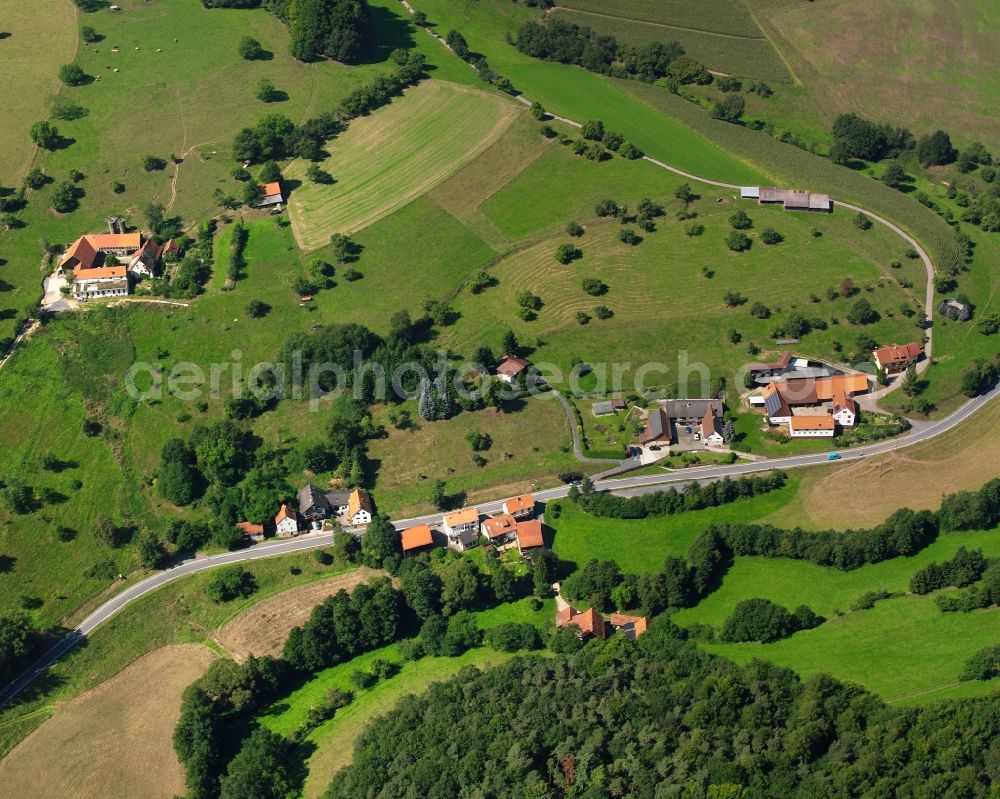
[0,644,215,799]
[766,397,1000,530]
[212,567,387,660]
[751,0,1000,150]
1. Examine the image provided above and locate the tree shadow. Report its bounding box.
[357,4,416,65]
[0,554,15,573]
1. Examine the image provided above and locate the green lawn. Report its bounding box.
[549,481,799,573]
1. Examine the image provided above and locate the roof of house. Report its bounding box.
[591,399,625,415]
[496,355,529,378]
[482,513,517,539]
[347,489,372,519]
[237,521,264,536]
[61,236,99,269]
[515,519,544,549]
[444,506,479,527]
[758,187,831,210]
[789,415,835,431]
[556,607,605,638]
[275,503,296,525]
[298,484,330,516]
[504,494,534,514]
[663,398,721,419]
[324,490,353,508]
[701,405,722,437]
[873,342,922,364]
[163,238,180,255]
[640,408,671,443]
[86,232,142,250]
[401,523,434,552]
[832,391,857,416]
[815,373,869,399]
[73,265,128,281]
[608,613,648,639]
[131,237,162,262]
[260,181,282,198]
[746,351,793,372]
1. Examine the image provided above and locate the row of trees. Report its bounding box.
[937,562,1000,613]
[232,51,426,164]
[569,471,786,519]
[516,20,709,85]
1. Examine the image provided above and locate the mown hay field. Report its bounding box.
[0,0,78,185]
[552,4,791,82]
[0,644,216,799]
[285,80,518,248]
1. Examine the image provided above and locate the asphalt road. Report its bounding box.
[2,382,995,709]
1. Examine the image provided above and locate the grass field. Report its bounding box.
[560,0,765,38]
[552,4,790,83]
[0,644,215,799]
[549,481,799,573]
[365,396,580,514]
[451,184,924,390]
[748,0,1000,153]
[0,0,78,186]
[285,80,519,249]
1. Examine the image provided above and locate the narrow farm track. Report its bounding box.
[549,5,768,42]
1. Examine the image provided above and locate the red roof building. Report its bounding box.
[872,342,922,373]
[401,523,434,553]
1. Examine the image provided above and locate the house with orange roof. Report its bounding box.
[257,181,283,209]
[345,488,373,526]
[236,521,265,543]
[128,237,162,279]
[556,606,649,641]
[401,523,435,554]
[700,405,724,446]
[872,342,922,374]
[495,355,529,384]
[481,513,518,543]
[502,493,534,520]
[789,415,835,438]
[61,230,162,300]
[275,503,299,537]
[515,519,544,555]
[442,506,480,550]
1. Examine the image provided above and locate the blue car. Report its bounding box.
[827,452,841,461]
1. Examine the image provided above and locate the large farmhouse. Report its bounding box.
[872,342,923,374]
[762,374,868,437]
[741,186,832,212]
[61,230,164,300]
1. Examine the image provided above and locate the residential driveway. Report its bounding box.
[41,271,74,312]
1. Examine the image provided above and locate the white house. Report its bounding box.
[700,405,725,446]
[443,506,480,551]
[832,394,857,427]
[346,489,373,526]
[495,355,529,384]
[502,493,534,520]
[275,503,299,537]
[71,265,129,300]
[128,238,162,279]
[788,416,835,438]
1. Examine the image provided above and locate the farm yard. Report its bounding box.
[285,81,518,249]
[553,0,792,83]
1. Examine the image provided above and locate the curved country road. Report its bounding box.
[0,12,957,708]
[2,381,997,709]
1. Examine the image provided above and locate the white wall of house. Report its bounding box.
[350,509,372,525]
[833,408,856,427]
[788,426,834,438]
[276,518,298,536]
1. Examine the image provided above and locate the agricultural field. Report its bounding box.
[747,0,1000,153]
[766,394,1000,530]
[285,80,519,249]
[0,644,216,799]
[0,0,78,186]
[451,184,925,390]
[553,0,791,83]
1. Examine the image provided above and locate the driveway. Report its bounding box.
[41,271,74,313]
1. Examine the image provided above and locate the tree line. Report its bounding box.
[204,0,369,63]
[569,471,787,519]
[325,627,999,798]
[232,50,426,164]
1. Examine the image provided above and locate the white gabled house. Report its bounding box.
[275,503,299,537]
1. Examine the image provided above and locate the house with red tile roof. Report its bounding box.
[872,342,922,374]
[700,405,724,446]
[502,493,534,520]
[401,523,435,554]
[495,355,529,384]
[275,503,298,537]
[556,606,649,641]
[257,181,283,208]
[236,522,265,543]
[515,519,544,554]
[443,507,480,551]
[481,513,517,543]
